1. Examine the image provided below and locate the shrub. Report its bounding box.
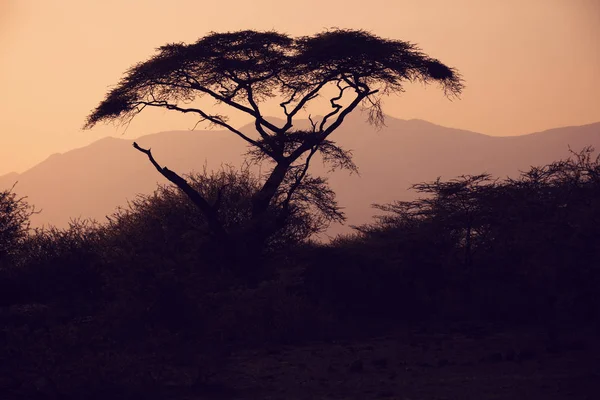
[0,185,36,263]
[308,148,600,326]
[1,219,105,309]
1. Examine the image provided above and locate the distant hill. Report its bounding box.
[0,172,19,188]
[1,113,599,237]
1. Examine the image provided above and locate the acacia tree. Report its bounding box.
[85,29,462,247]
[368,174,497,268]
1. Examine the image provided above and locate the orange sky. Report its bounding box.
[1,0,599,175]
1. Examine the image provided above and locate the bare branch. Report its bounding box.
[280,79,331,132]
[132,142,226,237]
[308,114,317,133]
[136,100,275,157]
[318,79,351,133]
[283,146,319,209]
[183,74,283,134]
[286,88,377,162]
[363,95,386,129]
[318,140,359,174]
[319,89,378,141]
[245,84,283,157]
[279,87,300,116]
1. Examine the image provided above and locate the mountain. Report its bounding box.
[2,114,599,237]
[0,172,19,188]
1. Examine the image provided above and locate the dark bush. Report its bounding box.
[0,185,36,264]
[306,148,600,327]
[1,219,105,310]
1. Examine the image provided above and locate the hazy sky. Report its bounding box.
[1,0,599,175]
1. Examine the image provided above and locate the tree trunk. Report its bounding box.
[251,160,291,218]
[222,160,295,284]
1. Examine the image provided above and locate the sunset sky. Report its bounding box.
[1,0,599,176]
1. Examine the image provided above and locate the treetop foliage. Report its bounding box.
[84,28,463,138]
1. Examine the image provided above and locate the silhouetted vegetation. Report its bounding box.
[84,29,462,260]
[2,26,598,397]
[1,149,598,398]
[306,147,600,328]
[0,185,35,265]
[0,167,340,397]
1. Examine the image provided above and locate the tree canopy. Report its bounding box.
[85,29,463,249]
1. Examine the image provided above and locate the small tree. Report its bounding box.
[85,29,462,249]
[0,185,36,262]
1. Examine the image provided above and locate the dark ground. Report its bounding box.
[196,325,599,400]
[2,305,598,400]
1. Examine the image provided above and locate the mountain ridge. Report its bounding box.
[2,116,599,236]
[9,117,599,179]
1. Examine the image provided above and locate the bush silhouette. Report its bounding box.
[306,148,600,326]
[0,185,35,265]
[1,219,105,310]
[2,149,599,397]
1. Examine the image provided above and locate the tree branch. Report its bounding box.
[318,79,351,133]
[319,88,378,141]
[246,85,283,157]
[280,79,330,132]
[279,87,300,116]
[182,74,283,134]
[132,142,226,237]
[137,100,275,158]
[286,88,377,162]
[283,146,319,210]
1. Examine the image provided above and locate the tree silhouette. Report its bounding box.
[351,148,600,323]
[0,185,36,263]
[85,29,463,249]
